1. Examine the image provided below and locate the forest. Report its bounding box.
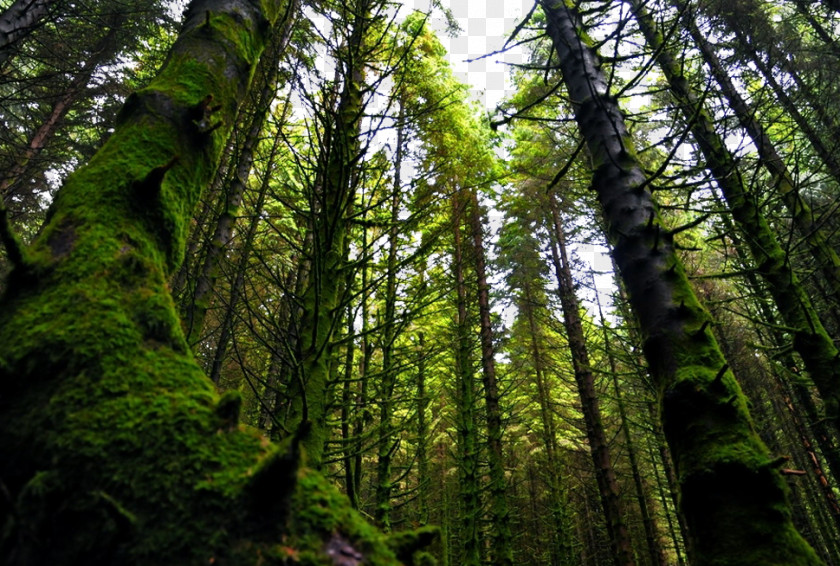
[1,0,840,564]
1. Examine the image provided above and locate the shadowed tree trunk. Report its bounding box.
[466,187,514,566]
[538,0,823,563]
[182,28,289,348]
[282,0,369,467]
[630,0,840,425]
[590,270,666,566]
[451,195,481,566]
[0,0,57,64]
[0,0,418,563]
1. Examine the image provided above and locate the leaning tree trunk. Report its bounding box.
[538,1,823,564]
[182,29,287,348]
[0,1,412,564]
[1,20,122,207]
[675,0,840,315]
[630,0,840,426]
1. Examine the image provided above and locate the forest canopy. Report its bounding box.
[1,0,840,564]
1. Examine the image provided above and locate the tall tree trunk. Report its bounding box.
[341,304,359,508]
[592,271,666,566]
[547,197,635,566]
[1,20,122,207]
[182,32,288,348]
[674,0,840,317]
[539,1,822,563]
[207,121,282,384]
[521,276,577,566]
[374,109,405,531]
[631,0,840,427]
[465,187,514,566]
[451,196,481,566]
[416,330,430,525]
[283,1,369,467]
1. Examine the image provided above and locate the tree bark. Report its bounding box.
[374,107,405,531]
[631,0,840,426]
[466,187,514,566]
[182,30,287,348]
[282,0,368,467]
[547,197,635,566]
[451,196,482,566]
[539,1,823,563]
[0,0,407,563]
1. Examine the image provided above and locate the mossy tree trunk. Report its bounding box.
[674,0,840,317]
[0,0,409,563]
[282,0,369,467]
[182,30,286,348]
[539,0,823,563]
[630,0,840,424]
[451,195,482,566]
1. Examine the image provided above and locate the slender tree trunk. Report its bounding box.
[465,187,514,566]
[675,0,840,317]
[374,109,405,531]
[521,278,577,566]
[539,1,822,563]
[646,430,686,566]
[1,22,121,206]
[416,330,430,525]
[207,124,282,384]
[341,305,359,508]
[546,197,635,566]
[352,249,372,503]
[451,196,481,566]
[183,37,287,348]
[631,0,840,427]
[591,272,666,566]
[283,1,368,466]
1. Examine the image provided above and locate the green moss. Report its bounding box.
[0,0,419,563]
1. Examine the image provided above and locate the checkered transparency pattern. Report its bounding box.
[410,0,530,109]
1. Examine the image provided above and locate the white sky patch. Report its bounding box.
[401,0,532,111]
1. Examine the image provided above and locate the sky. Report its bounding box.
[408,0,617,304]
[403,0,533,111]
